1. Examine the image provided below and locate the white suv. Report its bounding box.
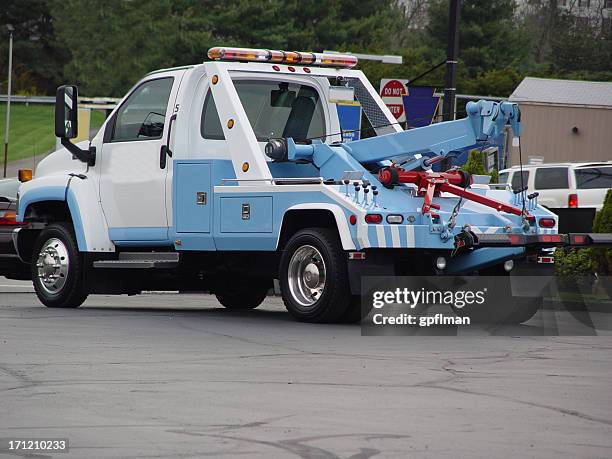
[498,162,612,210]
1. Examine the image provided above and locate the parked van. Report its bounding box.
[498,162,612,210]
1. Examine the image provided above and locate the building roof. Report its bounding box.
[509,77,612,108]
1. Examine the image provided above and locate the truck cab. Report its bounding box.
[15,47,607,323]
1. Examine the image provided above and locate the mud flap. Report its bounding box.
[347,251,394,295]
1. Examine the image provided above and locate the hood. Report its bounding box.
[35,140,90,178]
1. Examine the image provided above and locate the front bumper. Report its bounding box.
[0,230,30,280]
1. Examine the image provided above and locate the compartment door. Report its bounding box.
[175,162,211,233]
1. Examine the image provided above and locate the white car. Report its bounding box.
[498,162,612,210]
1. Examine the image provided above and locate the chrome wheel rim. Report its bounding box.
[36,238,69,294]
[288,245,326,309]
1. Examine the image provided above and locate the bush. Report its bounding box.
[554,190,612,282]
[461,149,498,183]
[554,248,593,279]
[591,189,612,275]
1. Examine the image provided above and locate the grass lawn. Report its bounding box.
[0,103,106,163]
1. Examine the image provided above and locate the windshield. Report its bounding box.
[575,167,612,189]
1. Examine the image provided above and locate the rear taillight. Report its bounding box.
[539,217,556,228]
[568,193,578,208]
[365,214,383,224]
[538,256,554,264]
[0,210,22,226]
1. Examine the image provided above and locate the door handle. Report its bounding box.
[160,113,177,169]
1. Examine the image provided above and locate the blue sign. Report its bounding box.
[402,87,440,128]
[336,103,362,142]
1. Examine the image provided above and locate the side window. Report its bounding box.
[575,166,612,189]
[534,167,569,190]
[498,172,509,184]
[111,77,174,142]
[200,90,225,140]
[233,80,325,141]
[511,170,529,191]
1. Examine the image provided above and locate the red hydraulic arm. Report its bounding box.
[378,165,533,220]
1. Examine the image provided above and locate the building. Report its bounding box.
[507,77,612,165]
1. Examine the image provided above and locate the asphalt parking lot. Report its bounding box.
[1,279,611,458]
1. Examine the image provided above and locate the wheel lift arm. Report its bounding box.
[341,100,521,166]
[378,167,532,219]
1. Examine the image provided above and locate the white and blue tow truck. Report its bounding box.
[13,47,612,323]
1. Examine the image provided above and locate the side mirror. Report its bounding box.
[53,84,96,166]
[55,85,79,139]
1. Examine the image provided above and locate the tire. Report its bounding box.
[451,272,542,325]
[215,279,269,310]
[506,297,542,324]
[31,223,88,308]
[453,298,541,325]
[339,295,370,324]
[279,228,351,323]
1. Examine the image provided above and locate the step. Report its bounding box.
[93,252,179,269]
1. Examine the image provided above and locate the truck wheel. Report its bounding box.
[215,280,269,310]
[339,296,367,323]
[507,298,542,324]
[451,273,542,325]
[279,228,350,323]
[453,297,541,325]
[31,223,88,308]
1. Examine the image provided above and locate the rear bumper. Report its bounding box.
[460,231,612,250]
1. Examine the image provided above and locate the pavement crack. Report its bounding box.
[423,359,612,427]
[0,364,38,391]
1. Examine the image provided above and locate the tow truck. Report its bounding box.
[13,47,612,323]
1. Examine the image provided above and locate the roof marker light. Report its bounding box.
[207,47,358,68]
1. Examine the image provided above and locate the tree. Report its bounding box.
[50,0,402,97]
[0,0,68,95]
[205,0,404,54]
[426,0,529,78]
[51,0,214,96]
[549,4,612,77]
[521,0,612,81]
[461,67,523,97]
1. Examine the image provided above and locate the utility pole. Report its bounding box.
[3,25,14,178]
[442,0,460,122]
[441,0,460,171]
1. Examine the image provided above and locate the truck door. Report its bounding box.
[99,71,184,244]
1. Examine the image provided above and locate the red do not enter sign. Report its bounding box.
[381,79,408,98]
[380,79,408,120]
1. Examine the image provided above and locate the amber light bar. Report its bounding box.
[207,47,358,68]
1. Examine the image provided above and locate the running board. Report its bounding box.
[93,252,179,269]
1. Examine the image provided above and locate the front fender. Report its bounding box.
[17,174,70,222]
[17,174,114,253]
